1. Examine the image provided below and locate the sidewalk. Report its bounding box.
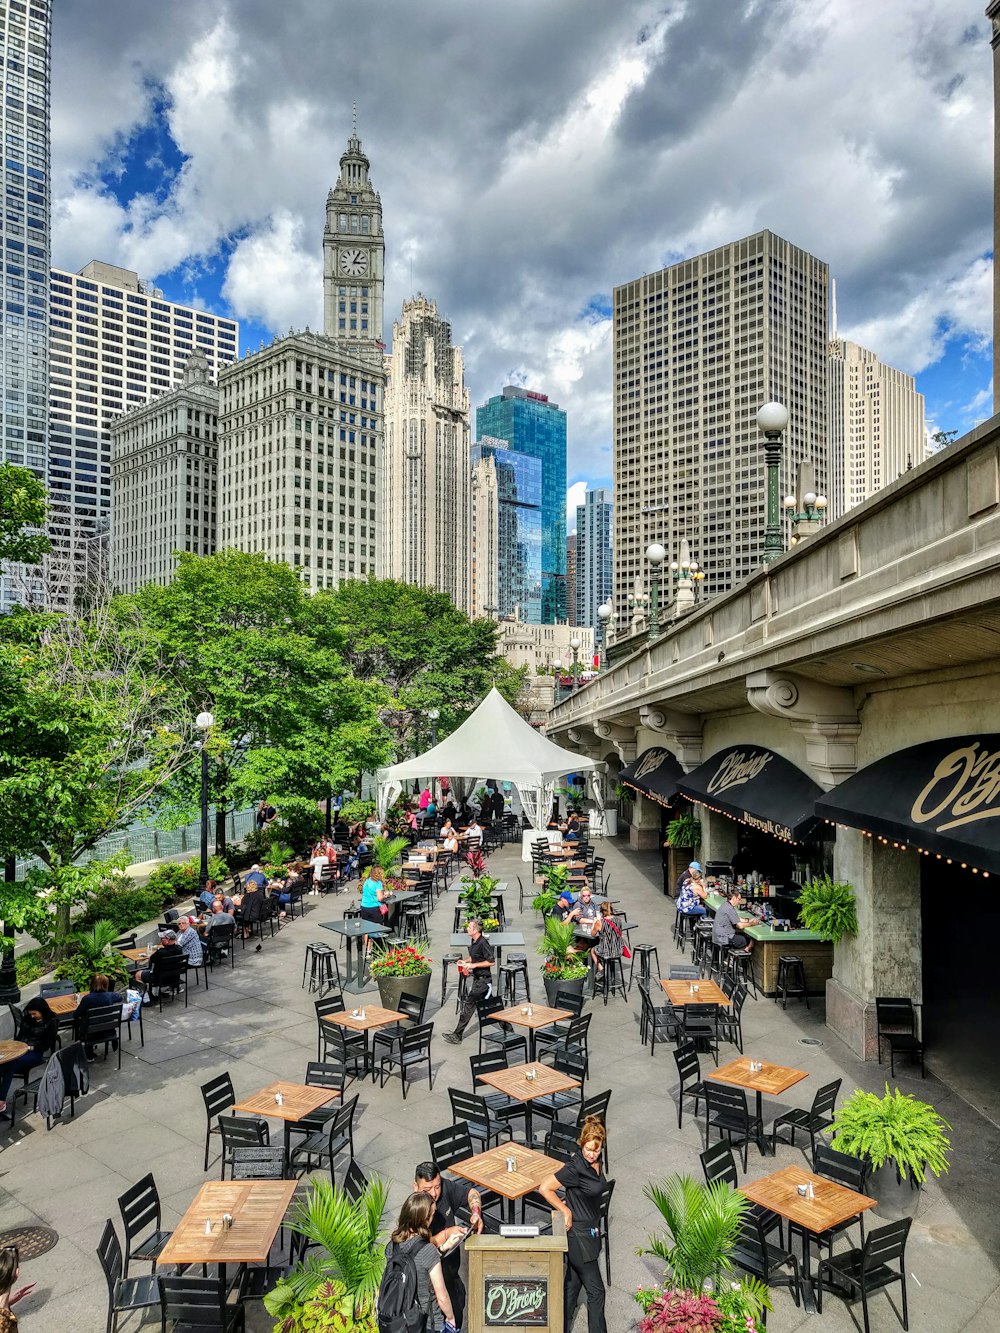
[1,831,996,1332]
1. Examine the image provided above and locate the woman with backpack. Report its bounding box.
[379,1192,457,1332]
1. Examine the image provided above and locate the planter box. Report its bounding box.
[543,975,587,1008]
[375,971,431,1014]
[867,1161,924,1220]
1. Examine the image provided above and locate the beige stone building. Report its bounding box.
[827,337,925,519]
[110,351,218,592]
[613,230,828,618]
[381,295,470,608]
[498,612,595,725]
[470,450,499,618]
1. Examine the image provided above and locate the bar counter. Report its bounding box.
[704,892,833,996]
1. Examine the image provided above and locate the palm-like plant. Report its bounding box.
[263,1176,388,1321]
[54,918,131,991]
[642,1175,748,1292]
[370,835,409,875]
[537,916,590,980]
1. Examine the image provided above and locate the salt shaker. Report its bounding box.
[807,1182,815,1200]
[204,1218,212,1235]
[506,1154,515,1172]
[360,1007,366,1020]
[275,1090,283,1106]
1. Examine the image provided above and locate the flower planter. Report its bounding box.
[543,975,586,1008]
[866,1161,924,1220]
[376,971,431,1014]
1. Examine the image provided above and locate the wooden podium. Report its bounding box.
[465,1214,567,1333]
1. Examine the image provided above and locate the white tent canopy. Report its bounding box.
[376,687,605,828]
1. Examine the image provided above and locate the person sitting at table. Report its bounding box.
[0,1243,36,1332]
[210,899,236,928]
[675,859,702,897]
[413,1160,484,1330]
[563,813,582,842]
[383,1192,457,1333]
[589,901,627,990]
[439,817,455,839]
[712,884,755,955]
[74,973,126,1057]
[441,799,457,823]
[136,930,186,995]
[554,889,578,921]
[538,1116,609,1333]
[174,916,204,968]
[567,886,599,925]
[0,997,59,1114]
[444,918,494,1045]
[461,817,482,842]
[441,826,460,855]
[243,864,267,891]
[197,878,219,911]
[676,866,708,919]
[309,844,331,892]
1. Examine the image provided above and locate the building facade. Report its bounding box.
[110,351,219,593]
[565,533,577,627]
[612,230,829,620]
[475,385,567,622]
[827,338,925,519]
[48,261,236,601]
[381,295,470,608]
[470,449,499,619]
[323,127,384,346]
[471,437,542,622]
[0,0,50,610]
[575,487,613,646]
[497,612,595,726]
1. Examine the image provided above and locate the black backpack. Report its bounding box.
[377,1240,424,1333]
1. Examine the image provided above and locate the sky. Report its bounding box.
[49,0,994,534]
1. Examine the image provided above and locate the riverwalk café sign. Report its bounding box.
[816,735,1000,876]
[483,1275,549,1326]
[678,745,823,843]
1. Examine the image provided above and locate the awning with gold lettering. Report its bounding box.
[619,746,684,807]
[816,735,1000,876]
[678,745,823,843]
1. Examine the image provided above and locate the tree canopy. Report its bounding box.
[0,462,51,567]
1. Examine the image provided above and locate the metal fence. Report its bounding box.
[13,807,257,880]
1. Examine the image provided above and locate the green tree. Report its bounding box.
[118,550,392,843]
[314,577,526,756]
[0,462,51,567]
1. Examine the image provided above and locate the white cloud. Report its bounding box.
[566,481,588,533]
[223,212,322,333]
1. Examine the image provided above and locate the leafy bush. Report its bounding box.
[53,919,132,992]
[145,860,200,900]
[77,885,171,932]
[831,1084,951,1183]
[271,1278,377,1333]
[15,947,50,987]
[273,796,325,853]
[641,1175,748,1292]
[796,875,858,942]
[537,917,589,981]
[339,798,375,826]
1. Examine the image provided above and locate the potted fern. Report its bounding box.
[537,917,589,1006]
[532,862,570,916]
[830,1084,951,1218]
[795,875,858,942]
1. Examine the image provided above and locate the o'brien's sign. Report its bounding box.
[706,749,772,796]
[634,748,669,780]
[484,1276,549,1327]
[910,742,1000,832]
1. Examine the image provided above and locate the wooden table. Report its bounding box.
[156,1179,297,1281]
[449,931,524,968]
[323,1004,407,1077]
[319,918,390,994]
[660,979,732,1007]
[491,1004,572,1062]
[0,1040,29,1064]
[232,1080,341,1158]
[709,1057,809,1155]
[449,1143,564,1224]
[478,1061,581,1143]
[44,992,81,1016]
[741,1164,876,1311]
[120,946,157,963]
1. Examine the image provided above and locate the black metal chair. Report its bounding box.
[790,1143,870,1269]
[476,996,528,1061]
[530,1051,587,1133]
[637,981,679,1056]
[97,1219,160,1333]
[672,1042,707,1129]
[218,1115,270,1180]
[343,1159,370,1203]
[681,1001,720,1065]
[147,955,188,1010]
[205,923,236,969]
[428,1120,475,1171]
[771,1078,842,1155]
[576,1090,612,1167]
[117,1173,173,1276]
[288,1095,359,1181]
[371,991,426,1063]
[704,1084,761,1172]
[717,982,748,1054]
[315,993,368,1071]
[875,997,924,1078]
[201,1072,235,1172]
[596,1178,615,1283]
[448,1086,515,1149]
[543,1121,579,1161]
[230,1145,287,1180]
[78,1002,124,1070]
[817,1217,912,1333]
[535,1012,591,1072]
[731,1214,801,1312]
[157,1274,246,1333]
[700,1141,784,1245]
[378,1021,434,1098]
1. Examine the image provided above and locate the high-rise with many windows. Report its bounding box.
[612,230,828,618]
[475,385,567,622]
[470,436,542,622]
[575,487,613,646]
[381,295,470,608]
[0,0,50,610]
[48,261,237,602]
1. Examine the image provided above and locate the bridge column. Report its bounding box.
[699,807,738,864]
[629,793,662,851]
[826,828,922,1060]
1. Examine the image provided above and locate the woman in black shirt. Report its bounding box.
[0,997,58,1112]
[538,1115,609,1333]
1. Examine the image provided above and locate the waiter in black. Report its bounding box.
[444,917,494,1044]
[538,1115,609,1333]
[413,1159,485,1327]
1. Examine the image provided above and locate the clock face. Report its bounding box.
[340,248,368,276]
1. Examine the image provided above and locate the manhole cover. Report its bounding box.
[0,1225,59,1260]
[798,1037,824,1046]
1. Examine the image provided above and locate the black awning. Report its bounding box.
[619,746,684,807]
[816,735,1000,876]
[678,744,823,842]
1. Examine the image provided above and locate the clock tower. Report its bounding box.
[323,116,384,345]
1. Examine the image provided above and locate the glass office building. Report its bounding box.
[472,437,542,623]
[0,0,50,610]
[475,385,566,622]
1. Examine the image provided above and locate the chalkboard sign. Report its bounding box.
[483,1275,549,1326]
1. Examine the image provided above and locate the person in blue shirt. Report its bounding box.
[243,865,267,891]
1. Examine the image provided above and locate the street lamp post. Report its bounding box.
[196,710,214,892]
[551,658,563,702]
[756,401,790,564]
[568,634,582,689]
[597,601,614,669]
[646,542,666,632]
[428,707,440,746]
[0,857,19,1004]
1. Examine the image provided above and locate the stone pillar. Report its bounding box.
[629,793,662,851]
[826,828,922,1060]
[699,807,738,865]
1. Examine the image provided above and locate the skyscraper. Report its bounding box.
[470,449,499,619]
[565,533,577,627]
[219,126,385,591]
[827,338,925,519]
[475,385,567,622]
[381,295,470,608]
[612,230,828,617]
[0,0,51,610]
[471,437,542,622]
[575,487,613,646]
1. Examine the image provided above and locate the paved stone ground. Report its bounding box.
[2,833,998,1332]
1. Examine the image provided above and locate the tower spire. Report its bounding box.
[352,101,357,136]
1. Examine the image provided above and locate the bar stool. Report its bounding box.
[498,953,531,1003]
[593,957,629,1005]
[302,942,341,994]
[692,922,714,972]
[727,948,758,999]
[628,943,660,991]
[402,905,429,940]
[709,942,730,982]
[440,952,463,1008]
[775,955,809,1009]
